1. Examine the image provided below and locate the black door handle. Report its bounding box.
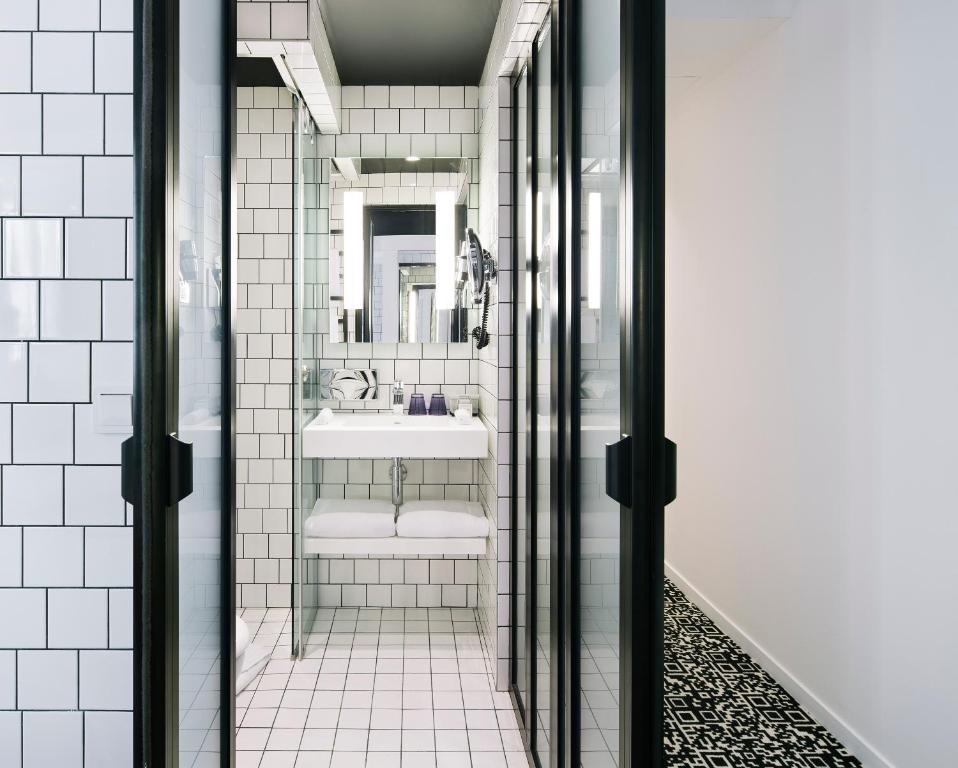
[604,435,677,506]
[605,435,632,506]
[119,434,193,506]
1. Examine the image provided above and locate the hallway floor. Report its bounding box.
[664,581,862,767]
[236,607,525,768]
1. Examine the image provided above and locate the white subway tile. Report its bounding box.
[94,32,133,93]
[0,712,18,767]
[21,156,82,215]
[22,712,82,768]
[39,0,98,30]
[65,218,127,278]
[84,156,134,216]
[439,87,465,108]
[1,465,62,524]
[236,2,269,39]
[29,341,89,401]
[32,32,92,92]
[40,279,100,339]
[0,156,19,214]
[79,650,132,709]
[0,590,46,648]
[43,94,104,153]
[23,526,84,586]
[0,32,31,91]
[65,465,124,525]
[85,711,133,768]
[0,95,41,154]
[85,527,132,586]
[365,86,389,108]
[1,342,33,400]
[48,588,108,648]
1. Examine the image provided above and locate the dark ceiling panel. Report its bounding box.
[235,56,286,88]
[321,0,502,85]
[358,158,465,174]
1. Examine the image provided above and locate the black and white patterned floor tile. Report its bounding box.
[665,580,862,767]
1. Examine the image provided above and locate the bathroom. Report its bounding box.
[2,0,958,767]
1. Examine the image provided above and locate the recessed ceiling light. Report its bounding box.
[406,155,420,162]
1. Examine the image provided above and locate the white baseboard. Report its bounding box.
[665,561,893,768]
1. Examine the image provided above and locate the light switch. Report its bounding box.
[93,390,132,433]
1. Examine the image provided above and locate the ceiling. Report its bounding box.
[320,0,502,85]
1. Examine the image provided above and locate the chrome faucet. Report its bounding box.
[392,381,404,407]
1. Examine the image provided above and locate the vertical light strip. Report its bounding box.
[435,190,456,310]
[587,191,602,309]
[408,289,419,342]
[343,190,364,310]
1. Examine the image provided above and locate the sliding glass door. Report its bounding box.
[512,1,667,767]
[130,0,235,764]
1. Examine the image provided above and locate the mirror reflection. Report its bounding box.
[329,158,474,344]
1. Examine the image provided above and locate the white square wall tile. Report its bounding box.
[0,0,38,29]
[0,342,28,400]
[23,526,84,586]
[2,465,63,524]
[29,341,90,402]
[105,94,133,154]
[108,589,133,648]
[0,280,39,340]
[0,528,21,587]
[85,711,133,768]
[91,341,133,391]
[2,218,63,278]
[21,156,83,215]
[65,465,124,525]
[0,590,46,648]
[32,32,93,92]
[79,650,132,709]
[102,280,133,340]
[65,218,127,277]
[74,403,129,464]
[39,0,99,30]
[0,651,14,708]
[40,279,101,339]
[84,156,134,216]
[17,650,77,709]
[0,156,20,214]
[0,32,31,91]
[85,527,133,586]
[43,94,104,153]
[0,94,41,154]
[12,403,73,463]
[94,32,133,93]
[0,712,19,768]
[48,588,108,648]
[22,711,83,768]
[100,0,133,30]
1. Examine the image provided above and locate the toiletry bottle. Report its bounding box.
[392,382,404,423]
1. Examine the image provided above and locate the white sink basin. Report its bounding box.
[303,412,488,459]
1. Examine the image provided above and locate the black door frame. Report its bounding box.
[510,0,667,766]
[133,0,236,764]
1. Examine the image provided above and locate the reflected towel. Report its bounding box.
[305,498,396,538]
[236,616,250,659]
[396,500,489,538]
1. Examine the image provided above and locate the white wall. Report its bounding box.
[664,2,958,766]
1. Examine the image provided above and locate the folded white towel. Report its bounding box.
[236,616,250,659]
[396,500,489,538]
[305,498,396,538]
